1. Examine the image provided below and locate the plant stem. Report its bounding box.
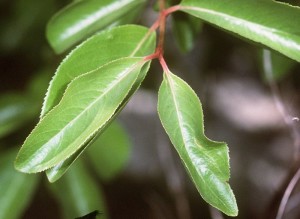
[276,168,300,219]
[144,3,180,74]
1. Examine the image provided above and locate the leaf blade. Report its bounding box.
[15,57,148,173]
[158,72,238,216]
[45,60,151,182]
[180,0,300,61]
[46,0,146,53]
[42,25,156,117]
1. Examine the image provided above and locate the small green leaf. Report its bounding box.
[49,159,107,219]
[180,0,300,61]
[158,72,238,216]
[45,61,151,182]
[42,25,156,117]
[15,57,149,173]
[0,149,39,219]
[46,0,145,53]
[87,121,131,181]
[172,12,202,53]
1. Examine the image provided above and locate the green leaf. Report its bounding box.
[0,93,38,138]
[15,57,149,173]
[172,12,202,53]
[45,61,151,182]
[49,159,107,219]
[42,25,156,117]
[46,0,146,53]
[157,72,238,216]
[180,0,300,62]
[87,121,131,181]
[0,149,39,219]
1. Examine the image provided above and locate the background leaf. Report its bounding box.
[87,121,131,181]
[180,0,300,61]
[0,93,38,138]
[42,25,156,117]
[46,0,146,53]
[0,149,39,219]
[49,159,107,219]
[172,12,202,53]
[158,72,238,216]
[15,58,149,173]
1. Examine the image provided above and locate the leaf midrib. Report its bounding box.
[166,74,231,211]
[180,6,300,50]
[27,60,143,168]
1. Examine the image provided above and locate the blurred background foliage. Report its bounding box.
[1,0,300,218]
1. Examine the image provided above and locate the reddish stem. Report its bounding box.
[143,3,181,74]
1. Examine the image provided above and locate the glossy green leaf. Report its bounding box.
[0,149,39,219]
[158,72,238,216]
[87,121,131,181]
[45,61,151,182]
[46,0,145,53]
[42,25,156,117]
[180,0,300,62]
[15,57,149,173]
[0,93,38,138]
[172,12,202,53]
[49,159,107,219]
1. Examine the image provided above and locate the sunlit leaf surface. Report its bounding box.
[180,0,300,61]
[158,72,238,216]
[47,0,145,53]
[42,25,156,117]
[15,58,149,173]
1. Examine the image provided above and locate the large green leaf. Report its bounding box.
[46,0,145,53]
[87,121,131,181]
[49,159,107,219]
[15,57,149,173]
[158,72,238,216]
[45,61,151,182]
[0,149,39,219]
[42,25,156,117]
[180,0,300,62]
